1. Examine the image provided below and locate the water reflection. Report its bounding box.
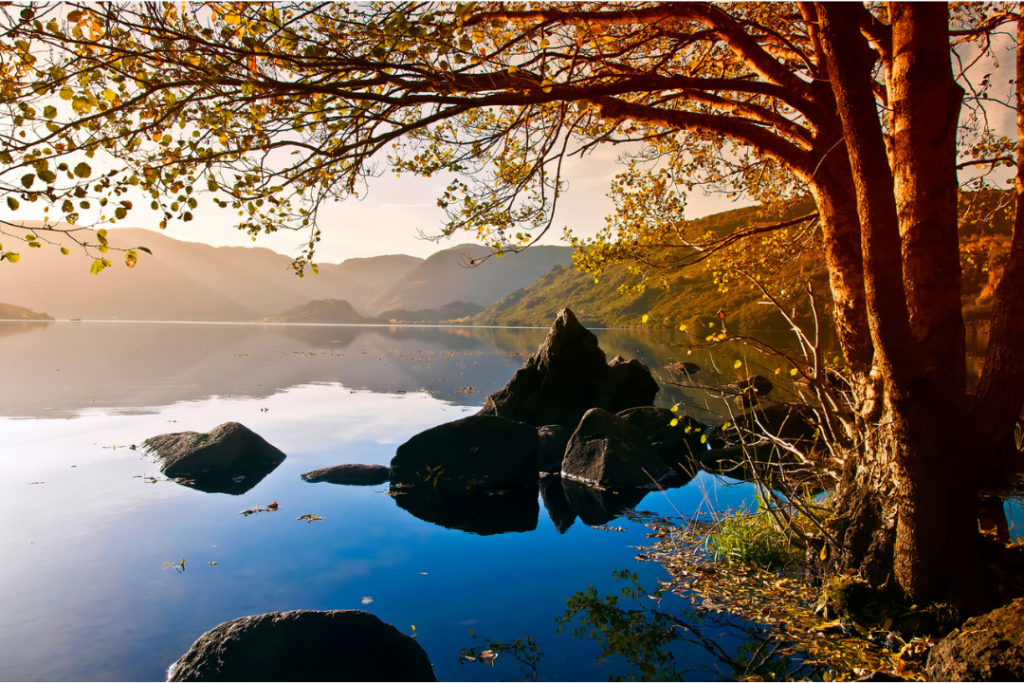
[391,486,539,536]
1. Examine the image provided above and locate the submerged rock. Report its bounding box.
[300,464,389,486]
[927,598,1024,681]
[561,408,671,488]
[390,485,538,536]
[479,308,659,428]
[144,422,285,495]
[389,414,539,493]
[167,609,435,682]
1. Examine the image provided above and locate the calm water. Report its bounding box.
[0,320,790,681]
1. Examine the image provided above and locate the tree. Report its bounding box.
[1,1,1021,612]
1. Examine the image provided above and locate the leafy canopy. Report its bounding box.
[0,2,1010,281]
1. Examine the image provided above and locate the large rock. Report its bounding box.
[300,464,389,486]
[537,425,570,474]
[927,598,1024,681]
[389,414,539,493]
[144,422,285,495]
[167,609,435,682]
[617,406,706,471]
[561,408,671,488]
[479,308,659,428]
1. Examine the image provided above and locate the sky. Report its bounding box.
[121,142,751,264]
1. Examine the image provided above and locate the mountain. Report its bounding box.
[473,203,828,332]
[0,302,54,320]
[378,301,486,324]
[366,243,573,314]
[0,226,422,321]
[261,299,377,324]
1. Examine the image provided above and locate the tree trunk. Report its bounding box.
[815,2,997,613]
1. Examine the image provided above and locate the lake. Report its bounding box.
[0,320,813,681]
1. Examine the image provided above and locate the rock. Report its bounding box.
[561,408,671,488]
[926,598,1024,681]
[539,476,577,533]
[479,308,659,428]
[665,361,701,375]
[617,406,706,471]
[745,403,818,440]
[735,375,774,397]
[144,422,285,495]
[390,486,538,536]
[537,425,570,473]
[300,464,389,486]
[167,609,435,682]
[561,479,649,526]
[389,414,539,493]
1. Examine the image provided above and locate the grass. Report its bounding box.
[706,502,797,570]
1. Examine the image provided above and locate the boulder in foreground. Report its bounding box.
[479,308,659,428]
[926,598,1024,681]
[300,464,389,486]
[561,408,671,488]
[167,609,435,682]
[389,414,539,493]
[144,422,285,495]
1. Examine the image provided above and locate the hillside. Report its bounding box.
[261,299,377,324]
[0,226,422,321]
[473,195,1010,333]
[0,302,54,320]
[366,243,573,314]
[378,301,485,324]
[474,203,827,332]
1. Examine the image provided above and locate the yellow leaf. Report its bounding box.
[790,368,799,376]
[125,249,137,268]
[641,314,649,323]
[4,252,20,263]
[671,404,679,412]
[733,359,742,369]
[670,418,678,427]
[679,324,686,331]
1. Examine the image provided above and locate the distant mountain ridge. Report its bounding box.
[0,302,53,320]
[367,243,573,314]
[0,226,422,321]
[260,299,378,324]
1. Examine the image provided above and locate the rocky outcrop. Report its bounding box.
[144,422,285,495]
[389,414,539,493]
[926,598,1024,681]
[616,406,706,471]
[167,609,435,682]
[537,425,570,474]
[478,308,659,428]
[561,408,671,488]
[300,464,389,486]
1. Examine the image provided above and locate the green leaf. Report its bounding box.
[60,247,69,255]
[20,174,35,189]
[114,207,127,220]
[43,105,57,119]
[6,197,19,211]
[73,162,91,178]
[137,246,152,255]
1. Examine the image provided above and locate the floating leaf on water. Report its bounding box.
[208,561,217,566]
[267,501,279,510]
[361,596,373,605]
[297,514,325,523]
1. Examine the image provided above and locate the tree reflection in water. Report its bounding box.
[461,570,815,682]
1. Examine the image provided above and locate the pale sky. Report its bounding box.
[129,142,751,264]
